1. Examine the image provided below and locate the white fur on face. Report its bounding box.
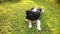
[32,8,37,12]
[36,19,41,30]
[42,9,44,13]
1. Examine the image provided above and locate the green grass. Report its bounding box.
[0,0,60,34]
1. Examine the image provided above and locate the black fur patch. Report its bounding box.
[26,10,40,21]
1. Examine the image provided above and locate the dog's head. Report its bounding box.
[30,7,44,14]
[26,7,44,21]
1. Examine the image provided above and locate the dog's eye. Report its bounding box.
[39,9,42,11]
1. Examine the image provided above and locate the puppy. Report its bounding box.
[25,7,44,30]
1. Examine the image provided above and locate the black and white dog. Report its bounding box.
[25,7,44,30]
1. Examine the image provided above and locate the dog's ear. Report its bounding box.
[38,9,43,14]
[39,9,44,14]
[31,8,34,10]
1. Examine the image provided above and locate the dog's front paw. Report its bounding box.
[29,25,32,28]
[37,27,41,30]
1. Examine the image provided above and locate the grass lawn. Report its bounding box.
[0,0,60,34]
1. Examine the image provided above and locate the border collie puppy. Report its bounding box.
[25,7,44,30]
